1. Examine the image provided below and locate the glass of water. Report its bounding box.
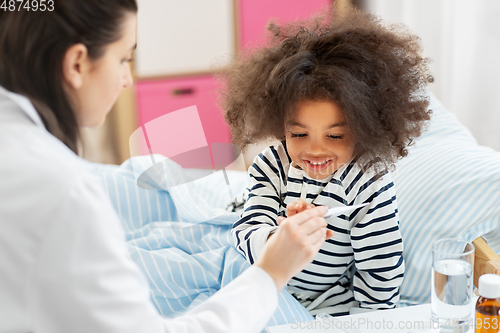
[431,238,475,333]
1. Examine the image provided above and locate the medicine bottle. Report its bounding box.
[476,274,500,333]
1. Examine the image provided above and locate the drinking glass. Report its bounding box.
[431,238,475,332]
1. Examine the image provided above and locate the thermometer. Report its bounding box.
[323,202,369,218]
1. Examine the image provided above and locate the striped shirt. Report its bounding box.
[230,142,404,316]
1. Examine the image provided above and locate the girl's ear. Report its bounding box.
[61,43,89,90]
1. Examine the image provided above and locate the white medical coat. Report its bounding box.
[0,86,278,333]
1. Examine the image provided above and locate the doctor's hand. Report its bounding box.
[255,206,334,292]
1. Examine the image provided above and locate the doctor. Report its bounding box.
[0,1,333,332]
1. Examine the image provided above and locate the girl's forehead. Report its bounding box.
[289,100,345,122]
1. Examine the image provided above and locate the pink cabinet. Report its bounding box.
[136,76,229,145]
[134,76,233,168]
[239,0,332,49]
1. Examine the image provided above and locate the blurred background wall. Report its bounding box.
[81,0,500,166]
[355,0,500,151]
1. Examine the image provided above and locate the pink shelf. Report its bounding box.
[239,0,332,49]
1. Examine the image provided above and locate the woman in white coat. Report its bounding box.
[0,1,333,332]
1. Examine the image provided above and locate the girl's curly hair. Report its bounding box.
[218,6,433,173]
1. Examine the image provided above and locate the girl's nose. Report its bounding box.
[308,139,327,155]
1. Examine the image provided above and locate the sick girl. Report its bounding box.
[222,8,433,316]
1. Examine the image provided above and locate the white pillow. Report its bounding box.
[393,93,500,306]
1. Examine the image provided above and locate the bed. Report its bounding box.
[93,92,500,331]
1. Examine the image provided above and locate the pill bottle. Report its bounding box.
[476,274,500,333]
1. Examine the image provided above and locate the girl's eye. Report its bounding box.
[122,58,133,63]
[328,135,344,140]
[291,133,307,138]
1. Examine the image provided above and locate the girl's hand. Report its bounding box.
[286,199,315,217]
[256,206,334,291]
[276,214,334,240]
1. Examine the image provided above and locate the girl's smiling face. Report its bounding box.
[285,100,355,180]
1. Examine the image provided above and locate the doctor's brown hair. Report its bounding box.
[219,7,433,173]
[0,0,137,154]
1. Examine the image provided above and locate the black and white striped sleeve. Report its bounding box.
[349,173,405,310]
[231,147,284,264]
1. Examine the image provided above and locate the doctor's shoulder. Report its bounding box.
[0,118,105,220]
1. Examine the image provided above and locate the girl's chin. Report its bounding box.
[304,168,336,180]
[305,172,332,180]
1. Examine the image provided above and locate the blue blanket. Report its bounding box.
[94,156,314,329]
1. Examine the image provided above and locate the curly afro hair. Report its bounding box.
[218,6,433,173]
